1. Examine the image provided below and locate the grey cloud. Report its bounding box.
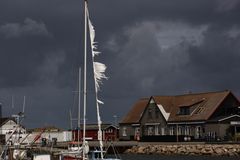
[215,0,240,12]
[0,18,50,38]
[37,50,66,84]
[106,21,206,89]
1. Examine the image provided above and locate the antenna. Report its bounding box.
[69,109,73,130]
[11,95,15,109]
[22,96,26,114]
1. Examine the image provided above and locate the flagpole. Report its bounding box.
[83,0,87,159]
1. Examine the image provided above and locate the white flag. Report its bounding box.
[87,8,107,98]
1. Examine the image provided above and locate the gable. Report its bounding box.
[209,92,240,120]
[0,118,16,127]
[139,97,168,124]
[149,97,170,121]
[208,115,240,123]
[3,120,16,126]
[219,115,240,122]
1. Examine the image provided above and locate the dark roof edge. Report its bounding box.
[152,90,231,98]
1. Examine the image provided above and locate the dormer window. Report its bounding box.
[178,99,205,116]
[194,107,204,114]
[179,106,190,115]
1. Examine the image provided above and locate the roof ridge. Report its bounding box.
[175,90,230,97]
[152,90,230,98]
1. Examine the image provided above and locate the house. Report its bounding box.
[72,124,119,141]
[0,117,26,144]
[4,126,72,145]
[119,90,240,142]
[24,126,72,144]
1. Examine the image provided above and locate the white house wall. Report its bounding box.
[0,120,26,135]
[7,131,73,144]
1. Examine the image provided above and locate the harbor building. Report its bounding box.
[119,90,240,142]
[72,124,119,141]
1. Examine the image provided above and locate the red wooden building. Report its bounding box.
[72,124,119,141]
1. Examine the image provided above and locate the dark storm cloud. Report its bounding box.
[187,26,240,89]
[0,0,240,128]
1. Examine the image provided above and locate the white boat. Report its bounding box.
[88,150,121,160]
[33,154,51,160]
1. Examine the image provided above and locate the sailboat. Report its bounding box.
[61,0,121,160]
[59,68,85,160]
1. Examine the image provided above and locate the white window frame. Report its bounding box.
[178,126,183,135]
[169,126,174,135]
[161,127,165,135]
[195,126,201,139]
[185,126,190,136]
[148,126,153,136]
[122,127,127,136]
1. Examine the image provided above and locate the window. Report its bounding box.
[148,126,153,136]
[106,129,113,133]
[177,126,185,135]
[185,126,190,136]
[169,126,174,135]
[122,127,127,136]
[194,107,204,114]
[161,127,165,135]
[179,107,190,115]
[195,126,201,139]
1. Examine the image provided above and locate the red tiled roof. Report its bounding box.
[121,90,237,123]
[120,98,149,124]
[157,90,231,122]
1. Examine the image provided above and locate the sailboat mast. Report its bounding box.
[83,0,87,159]
[78,67,81,148]
[69,109,73,130]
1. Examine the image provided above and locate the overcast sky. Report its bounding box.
[0,0,240,129]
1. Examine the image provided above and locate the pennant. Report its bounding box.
[87,8,107,95]
[86,5,105,159]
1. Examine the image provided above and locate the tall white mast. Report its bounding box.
[77,67,81,149]
[83,0,87,159]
